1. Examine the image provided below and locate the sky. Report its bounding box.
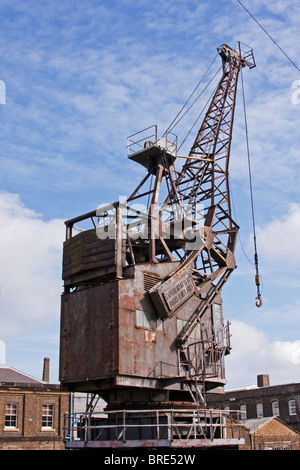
[0,0,299,390]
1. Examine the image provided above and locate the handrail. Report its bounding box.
[64,407,246,444]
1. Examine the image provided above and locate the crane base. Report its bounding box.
[64,402,245,450]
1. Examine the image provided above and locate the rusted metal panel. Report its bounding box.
[59,282,119,387]
[149,266,197,319]
[118,263,179,380]
[62,229,125,282]
[60,261,179,389]
[60,261,227,392]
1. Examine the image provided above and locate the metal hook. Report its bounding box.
[255,273,263,308]
[255,294,263,308]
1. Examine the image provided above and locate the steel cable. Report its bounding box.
[240,67,263,307]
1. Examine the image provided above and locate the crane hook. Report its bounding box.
[255,293,263,308]
[255,273,263,307]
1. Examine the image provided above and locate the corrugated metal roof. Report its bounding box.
[0,366,44,385]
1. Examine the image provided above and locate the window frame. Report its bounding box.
[177,318,200,339]
[136,309,163,331]
[5,402,18,429]
[41,403,54,429]
[256,402,264,418]
[272,401,279,417]
[288,399,297,416]
[240,404,247,419]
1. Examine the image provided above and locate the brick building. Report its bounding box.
[206,374,300,449]
[244,417,300,450]
[0,359,69,450]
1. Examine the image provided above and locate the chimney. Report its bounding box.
[42,357,50,383]
[257,374,270,387]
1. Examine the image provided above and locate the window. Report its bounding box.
[256,403,263,418]
[212,303,224,346]
[136,310,163,331]
[177,319,201,339]
[42,404,54,428]
[272,401,279,416]
[240,404,247,419]
[5,403,18,428]
[288,400,297,416]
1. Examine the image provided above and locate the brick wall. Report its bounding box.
[251,419,300,450]
[0,387,69,450]
[206,382,300,431]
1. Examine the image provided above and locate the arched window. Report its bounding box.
[256,403,263,418]
[272,401,279,416]
[240,404,247,419]
[288,400,297,416]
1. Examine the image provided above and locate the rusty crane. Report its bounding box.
[60,43,256,450]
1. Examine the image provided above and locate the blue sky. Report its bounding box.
[0,0,299,389]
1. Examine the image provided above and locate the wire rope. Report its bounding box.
[236,0,300,73]
[163,55,219,137]
[240,67,263,307]
[177,84,218,153]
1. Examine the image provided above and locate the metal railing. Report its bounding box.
[64,407,246,446]
[127,125,178,157]
[127,125,158,156]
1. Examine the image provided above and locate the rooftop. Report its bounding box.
[0,365,45,386]
[245,417,275,434]
[225,384,258,392]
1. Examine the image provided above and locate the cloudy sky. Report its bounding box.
[0,0,299,389]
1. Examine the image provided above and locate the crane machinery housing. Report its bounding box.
[59,43,256,450]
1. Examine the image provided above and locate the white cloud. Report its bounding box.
[225,320,300,388]
[0,192,64,338]
[256,203,300,265]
